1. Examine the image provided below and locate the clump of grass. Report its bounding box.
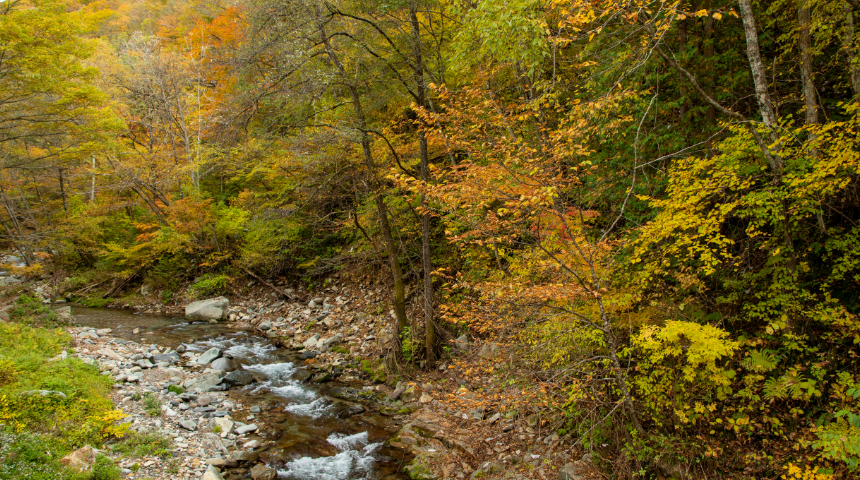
[109,430,172,458]
[141,393,161,417]
[167,385,183,395]
[9,295,67,328]
[78,297,114,308]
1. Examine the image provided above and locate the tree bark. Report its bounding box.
[411,4,437,368]
[798,0,819,126]
[318,18,409,340]
[738,0,783,175]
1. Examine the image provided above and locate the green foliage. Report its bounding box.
[188,274,230,299]
[0,429,121,480]
[0,322,128,453]
[9,295,63,328]
[78,298,115,308]
[400,326,419,363]
[141,393,161,417]
[167,385,183,395]
[109,429,172,458]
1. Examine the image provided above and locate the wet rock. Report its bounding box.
[311,372,332,383]
[186,297,229,321]
[338,404,366,418]
[258,320,272,331]
[249,406,262,413]
[196,347,223,365]
[223,370,255,387]
[60,445,96,473]
[228,451,259,464]
[210,357,240,372]
[300,350,320,360]
[250,464,277,480]
[293,370,312,382]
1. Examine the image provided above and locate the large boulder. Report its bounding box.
[185,297,229,321]
[210,357,241,372]
[223,370,255,387]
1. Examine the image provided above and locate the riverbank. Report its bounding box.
[1,276,601,480]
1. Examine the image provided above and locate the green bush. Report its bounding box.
[188,274,230,299]
[9,295,64,328]
[0,429,121,480]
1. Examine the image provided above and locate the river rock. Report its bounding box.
[202,465,224,480]
[223,370,255,387]
[153,352,180,364]
[60,445,96,473]
[558,463,584,480]
[320,334,342,349]
[235,423,258,435]
[210,357,240,372]
[211,417,234,435]
[302,334,320,349]
[179,419,197,431]
[229,451,259,463]
[258,320,272,331]
[455,334,469,351]
[250,464,277,480]
[196,347,223,365]
[400,386,419,403]
[186,297,229,321]
[185,374,222,393]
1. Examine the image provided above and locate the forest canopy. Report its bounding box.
[1,0,860,477]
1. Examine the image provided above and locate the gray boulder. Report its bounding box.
[223,370,255,387]
[210,357,240,372]
[185,297,229,321]
[196,347,223,365]
[185,374,222,393]
[152,352,180,364]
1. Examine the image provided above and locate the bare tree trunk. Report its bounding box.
[798,0,819,126]
[58,167,68,216]
[318,19,409,341]
[89,156,96,203]
[704,2,716,156]
[411,4,437,368]
[844,2,860,101]
[738,0,780,161]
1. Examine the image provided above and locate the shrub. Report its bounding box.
[109,429,172,458]
[141,393,161,417]
[188,274,230,299]
[0,429,121,480]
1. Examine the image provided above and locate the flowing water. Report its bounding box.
[71,306,409,479]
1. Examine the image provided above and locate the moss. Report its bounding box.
[78,297,115,308]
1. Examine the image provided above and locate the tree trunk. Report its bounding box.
[58,167,68,216]
[738,0,782,174]
[844,2,860,101]
[411,4,437,368]
[318,19,409,341]
[798,0,819,126]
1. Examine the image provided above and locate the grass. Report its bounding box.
[0,430,121,480]
[109,430,172,458]
[78,297,115,308]
[0,303,127,480]
[141,392,161,417]
[167,385,183,394]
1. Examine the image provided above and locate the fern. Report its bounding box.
[741,349,779,373]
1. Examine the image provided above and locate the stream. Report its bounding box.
[71,306,410,480]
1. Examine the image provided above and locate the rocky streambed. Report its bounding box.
[68,306,411,480]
